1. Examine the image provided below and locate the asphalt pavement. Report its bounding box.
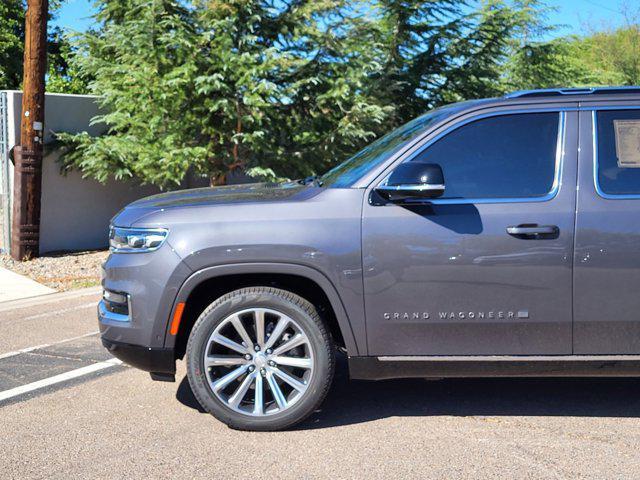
[1,291,640,479]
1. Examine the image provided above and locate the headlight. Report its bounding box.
[109,226,169,253]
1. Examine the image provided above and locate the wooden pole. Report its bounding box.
[11,0,48,260]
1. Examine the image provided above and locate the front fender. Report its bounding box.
[163,262,362,355]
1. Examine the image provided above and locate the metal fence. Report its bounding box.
[0,91,10,253]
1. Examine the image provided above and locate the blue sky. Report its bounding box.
[52,0,633,36]
[53,0,96,32]
[546,0,633,36]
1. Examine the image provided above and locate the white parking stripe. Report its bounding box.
[0,358,123,402]
[0,286,101,313]
[4,302,98,323]
[0,331,100,360]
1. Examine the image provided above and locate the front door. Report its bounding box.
[362,110,578,356]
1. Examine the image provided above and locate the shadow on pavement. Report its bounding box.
[176,377,207,413]
[176,356,640,430]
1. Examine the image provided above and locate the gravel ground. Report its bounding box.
[0,250,108,291]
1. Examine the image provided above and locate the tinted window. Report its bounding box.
[410,113,560,199]
[596,110,640,196]
[320,101,482,188]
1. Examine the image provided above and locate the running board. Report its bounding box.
[348,355,640,380]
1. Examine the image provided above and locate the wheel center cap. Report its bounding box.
[254,353,267,368]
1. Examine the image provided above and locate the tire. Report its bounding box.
[186,287,335,431]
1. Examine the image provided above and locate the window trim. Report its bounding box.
[374,110,566,205]
[592,109,640,200]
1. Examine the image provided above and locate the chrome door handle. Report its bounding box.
[507,224,559,239]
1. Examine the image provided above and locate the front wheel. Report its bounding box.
[186,287,335,431]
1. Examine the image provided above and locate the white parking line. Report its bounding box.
[0,286,101,313]
[1,302,98,323]
[0,358,123,403]
[0,331,100,360]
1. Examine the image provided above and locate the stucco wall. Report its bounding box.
[39,151,161,253]
[2,91,207,254]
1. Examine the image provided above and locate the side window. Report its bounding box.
[411,112,560,199]
[596,109,640,196]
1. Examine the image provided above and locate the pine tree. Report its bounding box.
[58,0,205,186]
[59,0,595,187]
[239,0,391,179]
[60,0,390,185]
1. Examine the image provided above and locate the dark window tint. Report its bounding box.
[410,113,560,199]
[320,101,482,188]
[596,110,640,196]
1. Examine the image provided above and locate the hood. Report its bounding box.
[129,182,314,208]
[112,182,324,227]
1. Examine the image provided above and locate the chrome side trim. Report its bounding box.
[591,109,640,200]
[378,355,640,361]
[579,104,640,111]
[374,111,566,205]
[377,184,445,192]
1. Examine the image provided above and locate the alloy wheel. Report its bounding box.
[203,307,315,416]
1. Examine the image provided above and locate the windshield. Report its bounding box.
[320,103,468,188]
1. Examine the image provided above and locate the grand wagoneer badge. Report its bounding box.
[384,310,530,320]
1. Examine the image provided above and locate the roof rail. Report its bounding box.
[505,87,640,98]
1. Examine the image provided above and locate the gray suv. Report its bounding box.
[99,87,640,431]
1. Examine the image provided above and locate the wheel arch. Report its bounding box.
[165,263,360,358]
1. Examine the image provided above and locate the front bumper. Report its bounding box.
[99,239,192,338]
[102,337,175,375]
[98,240,193,380]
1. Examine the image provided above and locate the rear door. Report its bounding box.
[574,106,640,354]
[362,108,579,356]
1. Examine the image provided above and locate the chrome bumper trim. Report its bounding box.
[98,299,131,323]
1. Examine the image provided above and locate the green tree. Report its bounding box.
[61,0,390,185]
[435,0,517,103]
[572,19,640,86]
[46,29,90,94]
[58,0,203,186]
[0,0,24,90]
[0,0,80,91]
[498,0,590,90]
[61,0,585,187]
[362,0,517,122]
[235,0,391,179]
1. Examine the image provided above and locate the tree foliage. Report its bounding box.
[0,0,82,92]
[60,0,521,186]
[0,0,25,90]
[497,0,586,89]
[55,0,640,187]
[570,23,640,86]
[57,0,202,185]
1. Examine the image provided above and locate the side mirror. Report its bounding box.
[375,162,445,202]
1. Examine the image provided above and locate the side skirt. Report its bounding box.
[348,355,640,380]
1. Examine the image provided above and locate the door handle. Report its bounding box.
[506,224,559,239]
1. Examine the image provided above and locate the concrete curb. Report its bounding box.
[0,285,102,312]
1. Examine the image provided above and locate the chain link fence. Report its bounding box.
[0,91,10,254]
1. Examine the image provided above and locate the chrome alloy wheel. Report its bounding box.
[203,308,315,416]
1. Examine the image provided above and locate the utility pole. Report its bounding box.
[11,0,48,260]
